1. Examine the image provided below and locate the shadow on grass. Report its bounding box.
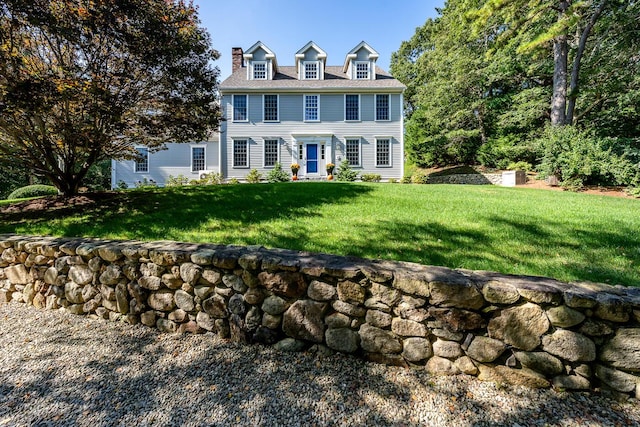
[0,307,636,426]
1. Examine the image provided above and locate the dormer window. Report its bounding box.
[355,62,370,80]
[252,61,267,79]
[304,61,319,80]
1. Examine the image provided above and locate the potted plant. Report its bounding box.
[290,163,300,181]
[326,162,335,180]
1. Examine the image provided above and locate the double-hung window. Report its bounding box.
[375,138,391,167]
[304,95,319,122]
[355,62,370,80]
[253,62,267,80]
[304,61,319,79]
[264,139,279,167]
[345,138,361,167]
[345,95,359,121]
[191,146,205,172]
[376,94,390,121]
[134,147,148,173]
[263,95,279,122]
[233,139,249,168]
[233,94,248,122]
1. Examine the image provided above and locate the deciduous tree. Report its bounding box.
[0,0,220,196]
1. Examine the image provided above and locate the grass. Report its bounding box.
[1,182,639,287]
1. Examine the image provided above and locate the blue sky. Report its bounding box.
[192,0,444,80]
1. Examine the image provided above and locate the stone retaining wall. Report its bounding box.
[1,234,639,397]
[427,173,503,185]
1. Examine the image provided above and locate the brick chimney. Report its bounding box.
[232,47,244,73]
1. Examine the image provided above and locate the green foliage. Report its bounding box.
[81,160,111,192]
[388,178,398,184]
[506,161,534,173]
[7,184,58,200]
[198,172,224,186]
[536,126,639,190]
[477,135,539,169]
[335,159,359,182]
[0,0,220,196]
[410,171,430,184]
[228,178,239,185]
[245,169,262,184]
[116,181,128,190]
[266,163,290,183]
[166,175,190,186]
[360,173,382,183]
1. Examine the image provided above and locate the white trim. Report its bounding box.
[375,94,391,121]
[344,94,360,122]
[190,145,206,173]
[232,138,250,168]
[263,138,280,168]
[374,137,392,168]
[232,94,249,122]
[134,146,149,173]
[344,137,362,168]
[262,94,279,122]
[303,94,320,122]
[110,159,117,189]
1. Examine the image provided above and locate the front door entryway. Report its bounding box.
[306,144,318,174]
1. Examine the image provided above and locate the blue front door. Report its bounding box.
[307,144,318,173]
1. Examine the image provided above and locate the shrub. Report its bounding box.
[410,171,429,184]
[166,174,189,186]
[7,184,58,200]
[199,172,224,185]
[245,169,262,183]
[506,161,533,172]
[335,159,359,182]
[536,126,639,190]
[228,177,239,185]
[477,134,539,169]
[361,173,381,183]
[134,178,157,189]
[266,163,290,183]
[116,180,128,190]
[388,178,398,184]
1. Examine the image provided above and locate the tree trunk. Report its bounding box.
[550,1,570,126]
[566,0,607,125]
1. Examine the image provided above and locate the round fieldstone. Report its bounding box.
[482,281,520,304]
[147,289,176,312]
[546,305,586,328]
[174,289,195,312]
[600,328,640,372]
[514,351,564,376]
[402,337,433,362]
[325,328,359,353]
[465,336,506,363]
[274,338,306,352]
[228,294,246,316]
[425,356,460,376]
[365,310,392,329]
[68,265,93,285]
[223,274,247,293]
[433,339,463,359]
[358,324,402,354]
[307,280,336,301]
[391,318,427,337]
[282,300,328,343]
[64,282,85,304]
[196,311,215,331]
[488,303,550,351]
[541,330,596,362]
[262,295,287,315]
[337,280,365,305]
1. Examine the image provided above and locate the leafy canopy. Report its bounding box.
[0,0,220,195]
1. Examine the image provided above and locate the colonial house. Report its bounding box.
[111,40,405,187]
[220,41,406,180]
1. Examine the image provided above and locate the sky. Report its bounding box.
[192,0,444,81]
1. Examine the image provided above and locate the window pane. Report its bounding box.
[305,62,318,79]
[264,95,278,121]
[135,147,148,173]
[253,63,266,79]
[192,147,205,172]
[376,139,390,166]
[356,62,369,79]
[345,95,359,121]
[264,139,278,167]
[346,139,360,166]
[305,95,318,121]
[233,95,247,121]
[233,140,248,167]
[376,95,389,121]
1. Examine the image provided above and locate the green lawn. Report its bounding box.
[1,182,639,287]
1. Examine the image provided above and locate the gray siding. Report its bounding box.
[112,142,219,188]
[221,92,404,180]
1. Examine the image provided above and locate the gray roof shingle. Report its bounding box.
[220,66,405,92]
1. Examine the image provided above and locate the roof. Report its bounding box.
[219,65,406,93]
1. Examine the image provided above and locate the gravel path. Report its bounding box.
[1,303,638,427]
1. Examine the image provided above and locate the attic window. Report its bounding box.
[253,62,267,80]
[355,61,370,79]
[304,61,319,80]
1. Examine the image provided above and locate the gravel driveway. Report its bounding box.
[1,303,638,427]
